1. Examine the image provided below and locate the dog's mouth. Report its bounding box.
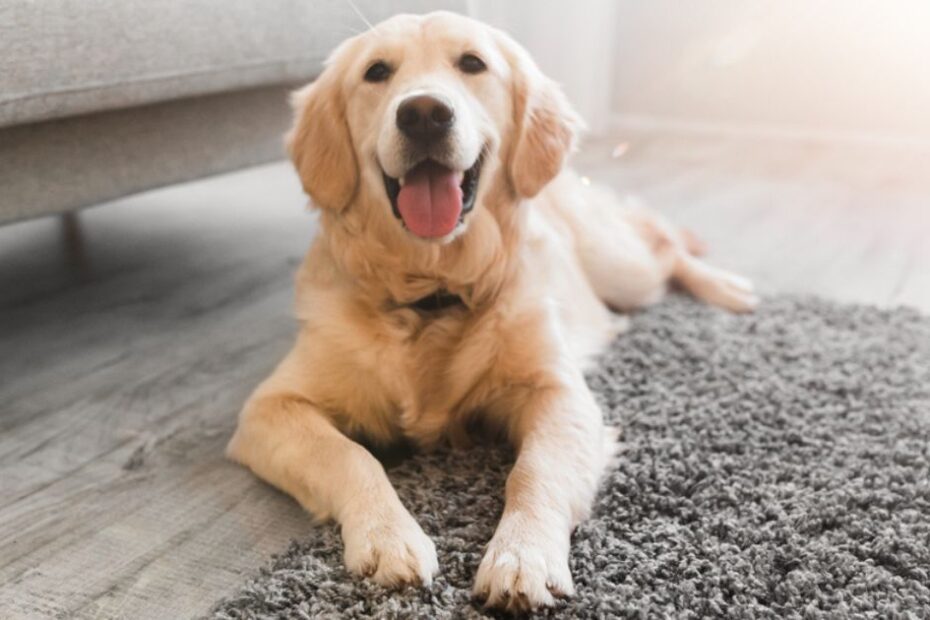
[383,156,482,239]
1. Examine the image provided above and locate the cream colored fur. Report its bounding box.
[227,12,756,612]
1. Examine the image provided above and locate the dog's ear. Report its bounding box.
[497,32,585,199]
[286,57,359,211]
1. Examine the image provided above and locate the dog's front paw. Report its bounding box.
[473,518,573,611]
[341,505,438,587]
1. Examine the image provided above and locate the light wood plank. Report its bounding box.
[1,164,317,619]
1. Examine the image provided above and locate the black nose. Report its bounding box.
[396,95,455,143]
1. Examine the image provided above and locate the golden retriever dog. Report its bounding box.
[227,11,757,612]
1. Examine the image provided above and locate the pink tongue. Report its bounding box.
[397,161,463,238]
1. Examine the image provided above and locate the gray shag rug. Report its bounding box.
[213,296,930,619]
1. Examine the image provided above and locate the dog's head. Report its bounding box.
[288,11,581,248]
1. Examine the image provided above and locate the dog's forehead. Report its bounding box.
[357,12,500,65]
[375,11,485,39]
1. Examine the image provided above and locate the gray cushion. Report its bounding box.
[0,0,465,128]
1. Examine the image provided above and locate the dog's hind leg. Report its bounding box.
[546,172,757,312]
[619,203,759,312]
[672,252,759,312]
[543,176,671,310]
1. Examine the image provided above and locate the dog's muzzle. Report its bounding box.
[381,94,483,240]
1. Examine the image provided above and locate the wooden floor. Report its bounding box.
[1,129,928,619]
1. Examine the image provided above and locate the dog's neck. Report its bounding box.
[316,183,526,316]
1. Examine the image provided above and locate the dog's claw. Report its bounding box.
[473,523,572,612]
[342,507,438,588]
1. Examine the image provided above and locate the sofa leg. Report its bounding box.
[61,212,89,276]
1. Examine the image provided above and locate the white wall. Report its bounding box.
[610,1,930,142]
[468,1,930,143]
[468,0,618,132]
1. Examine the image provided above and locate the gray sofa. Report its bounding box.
[0,0,464,225]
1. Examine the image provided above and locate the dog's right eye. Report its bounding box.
[458,53,487,74]
[363,61,392,83]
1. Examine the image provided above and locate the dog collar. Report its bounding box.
[405,289,466,313]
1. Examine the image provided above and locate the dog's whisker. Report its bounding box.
[343,0,380,36]
[338,25,365,38]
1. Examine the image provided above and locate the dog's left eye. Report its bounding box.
[458,53,487,74]
[363,61,392,83]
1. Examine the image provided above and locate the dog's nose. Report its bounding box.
[396,95,455,143]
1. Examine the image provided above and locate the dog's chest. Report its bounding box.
[363,310,486,444]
